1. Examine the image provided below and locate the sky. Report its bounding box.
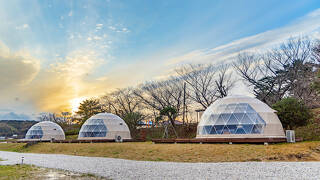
[0,0,320,120]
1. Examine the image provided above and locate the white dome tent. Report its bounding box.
[25,121,65,140]
[197,95,285,139]
[78,113,131,140]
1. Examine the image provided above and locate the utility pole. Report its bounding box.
[182,82,186,124]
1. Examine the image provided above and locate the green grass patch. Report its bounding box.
[0,165,39,179]
[0,164,106,180]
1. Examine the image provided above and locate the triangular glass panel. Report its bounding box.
[242,125,254,134]
[235,127,246,134]
[256,124,265,133]
[87,125,93,131]
[256,115,266,125]
[251,125,261,134]
[88,125,94,131]
[233,113,244,122]
[222,126,230,134]
[214,125,224,134]
[96,126,102,132]
[217,104,227,113]
[204,126,212,134]
[223,106,231,113]
[227,104,237,113]
[239,114,253,124]
[209,126,217,134]
[247,113,258,124]
[208,114,218,124]
[227,114,238,125]
[226,125,237,134]
[220,113,232,122]
[234,103,247,113]
[214,115,226,125]
[234,105,242,113]
[97,125,103,131]
[246,104,256,113]
[197,126,203,134]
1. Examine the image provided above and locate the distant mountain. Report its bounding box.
[0,112,35,121]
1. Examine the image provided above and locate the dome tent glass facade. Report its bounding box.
[197,96,285,138]
[25,121,65,140]
[78,113,131,140]
[79,118,107,138]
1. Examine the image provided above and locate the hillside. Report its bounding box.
[0,120,37,138]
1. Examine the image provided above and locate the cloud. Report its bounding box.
[68,10,73,17]
[96,24,103,30]
[25,50,110,112]
[15,24,29,30]
[0,42,40,114]
[0,44,40,88]
[0,40,110,113]
[166,8,320,66]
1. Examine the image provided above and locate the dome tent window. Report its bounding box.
[197,96,285,139]
[198,103,266,135]
[25,121,65,141]
[78,113,131,140]
[79,119,108,138]
[25,126,43,139]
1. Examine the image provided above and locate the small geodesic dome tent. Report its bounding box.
[197,95,285,138]
[78,113,131,140]
[25,121,65,140]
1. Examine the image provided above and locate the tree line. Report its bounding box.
[44,37,320,136]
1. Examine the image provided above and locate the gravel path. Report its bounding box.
[1,151,320,180]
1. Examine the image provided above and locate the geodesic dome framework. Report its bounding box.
[78,113,131,140]
[197,95,285,138]
[25,121,65,140]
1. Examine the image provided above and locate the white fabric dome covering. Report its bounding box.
[25,121,65,140]
[197,95,285,138]
[78,113,132,140]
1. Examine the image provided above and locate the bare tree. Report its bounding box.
[37,112,70,125]
[101,88,146,137]
[134,77,186,128]
[234,37,319,106]
[176,64,234,109]
[313,41,320,63]
[101,88,143,118]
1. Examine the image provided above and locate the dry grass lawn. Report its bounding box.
[1,141,320,162]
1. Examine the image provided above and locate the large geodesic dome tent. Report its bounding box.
[78,113,131,140]
[25,121,65,140]
[197,95,285,138]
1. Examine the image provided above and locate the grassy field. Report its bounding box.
[1,141,320,162]
[0,164,104,180]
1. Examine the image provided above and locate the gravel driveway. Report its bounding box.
[1,151,320,180]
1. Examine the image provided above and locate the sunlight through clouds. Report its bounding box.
[0,0,319,117]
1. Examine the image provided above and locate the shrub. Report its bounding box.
[295,122,320,141]
[272,97,312,129]
[64,129,79,136]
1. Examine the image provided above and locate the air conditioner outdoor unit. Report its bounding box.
[286,130,295,143]
[115,135,123,143]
